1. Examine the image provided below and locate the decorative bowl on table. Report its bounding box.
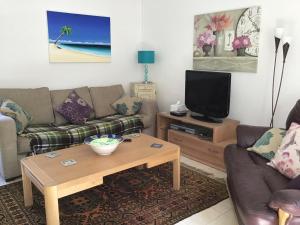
[84,134,123,156]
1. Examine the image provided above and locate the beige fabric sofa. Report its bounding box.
[0,85,158,180]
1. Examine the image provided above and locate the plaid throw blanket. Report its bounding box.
[21,114,144,154]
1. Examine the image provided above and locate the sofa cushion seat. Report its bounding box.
[20,114,144,154]
[225,145,291,225]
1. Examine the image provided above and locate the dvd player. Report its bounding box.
[169,123,213,140]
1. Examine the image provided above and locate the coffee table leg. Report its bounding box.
[44,186,60,225]
[173,159,180,190]
[21,164,33,207]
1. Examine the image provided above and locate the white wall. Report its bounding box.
[142,0,300,127]
[1,0,300,127]
[0,0,143,92]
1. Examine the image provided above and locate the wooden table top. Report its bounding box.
[21,134,180,188]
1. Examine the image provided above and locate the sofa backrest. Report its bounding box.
[50,86,95,125]
[0,87,54,125]
[90,85,124,118]
[286,99,300,129]
[0,85,125,125]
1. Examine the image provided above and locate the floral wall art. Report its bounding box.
[193,6,261,73]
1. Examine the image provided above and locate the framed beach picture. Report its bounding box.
[47,11,111,63]
[193,6,261,73]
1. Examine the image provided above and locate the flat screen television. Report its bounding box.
[185,70,231,123]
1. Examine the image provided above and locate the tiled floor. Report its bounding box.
[0,157,239,225]
[177,157,239,225]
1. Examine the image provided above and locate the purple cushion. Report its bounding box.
[56,90,92,125]
[286,175,300,189]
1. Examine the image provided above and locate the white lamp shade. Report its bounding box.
[282,36,292,44]
[275,28,284,38]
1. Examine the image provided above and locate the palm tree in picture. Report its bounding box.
[54,25,72,47]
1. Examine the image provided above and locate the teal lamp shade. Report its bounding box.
[138,51,155,64]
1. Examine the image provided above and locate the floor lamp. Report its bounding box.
[270,28,284,127]
[270,28,291,127]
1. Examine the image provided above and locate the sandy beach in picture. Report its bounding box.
[47,11,111,63]
[48,44,111,63]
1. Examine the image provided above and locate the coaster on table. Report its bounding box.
[45,152,60,158]
[151,143,163,148]
[123,133,141,139]
[61,159,77,167]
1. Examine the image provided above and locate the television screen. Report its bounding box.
[185,70,231,120]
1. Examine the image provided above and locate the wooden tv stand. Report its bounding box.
[157,112,239,171]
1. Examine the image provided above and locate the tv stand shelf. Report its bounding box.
[157,112,239,171]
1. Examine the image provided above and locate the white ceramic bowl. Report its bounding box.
[84,134,123,156]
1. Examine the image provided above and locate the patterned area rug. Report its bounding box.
[0,164,228,225]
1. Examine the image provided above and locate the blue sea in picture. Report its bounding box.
[47,11,111,62]
[57,43,111,57]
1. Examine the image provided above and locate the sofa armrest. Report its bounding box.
[140,99,158,115]
[139,99,159,136]
[237,125,270,148]
[0,114,19,179]
[269,190,300,217]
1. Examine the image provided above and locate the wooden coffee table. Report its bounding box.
[21,134,180,225]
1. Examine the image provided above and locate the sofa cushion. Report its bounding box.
[56,90,93,125]
[247,128,286,160]
[51,87,94,125]
[112,96,142,116]
[0,87,54,125]
[0,98,32,134]
[90,85,124,118]
[269,122,300,178]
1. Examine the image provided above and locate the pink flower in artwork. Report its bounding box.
[232,38,241,49]
[242,37,250,46]
[196,30,216,48]
[205,14,232,32]
[232,35,252,50]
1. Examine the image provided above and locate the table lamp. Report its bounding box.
[138,50,155,83]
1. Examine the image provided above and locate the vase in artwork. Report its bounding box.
[237,48,246,56]
[213,31,224,56]
[202,44,212,57]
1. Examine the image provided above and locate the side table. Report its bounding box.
[130,82,156,100]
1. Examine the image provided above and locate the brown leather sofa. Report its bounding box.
[224,100,300,225]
